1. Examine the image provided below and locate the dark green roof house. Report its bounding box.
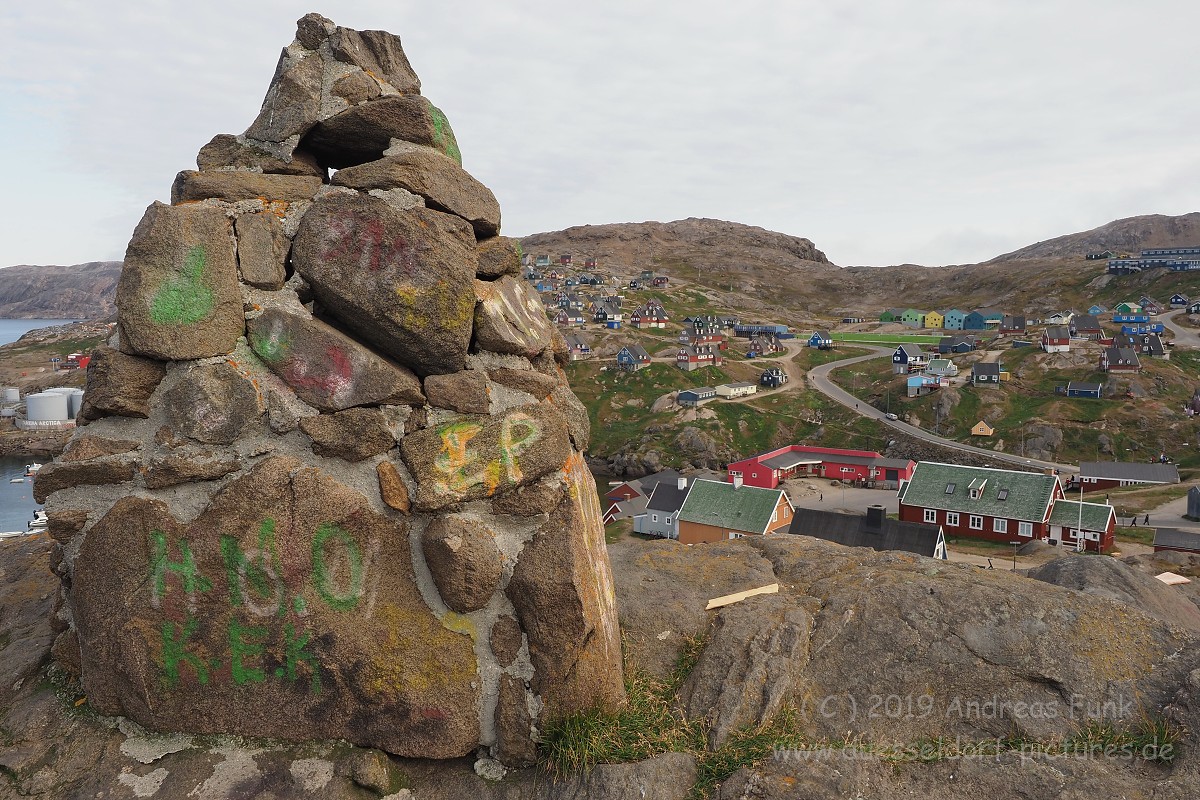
[676,478,792,544]
[898,462,1064,546]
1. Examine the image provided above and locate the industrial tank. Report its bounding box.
[1,387,18,404]
[67,389,85,419]
[24,392,70,422]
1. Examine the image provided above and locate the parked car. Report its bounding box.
[885,412,899,420]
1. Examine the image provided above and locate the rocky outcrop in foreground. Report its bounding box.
[34,12,622,768]
[3,534,1199,798]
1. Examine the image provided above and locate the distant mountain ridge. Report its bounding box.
[0,262,121,319]
[520,217,832,273]
[987,213,1200,262]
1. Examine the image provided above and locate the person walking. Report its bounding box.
[1144,514,1150,525]
[819,492,824,502]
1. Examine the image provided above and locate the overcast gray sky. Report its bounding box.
[2,1,1198,269]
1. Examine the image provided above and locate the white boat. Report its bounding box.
[24,462,43,476]
[8,477,23,483]
[27,510,48,529]
[0,531,30,540]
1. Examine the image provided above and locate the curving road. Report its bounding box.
[805,345,1078,474]
[1160,312,1200,349]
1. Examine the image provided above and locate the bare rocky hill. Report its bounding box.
[987,212,1200,263]
[0,263,121,319]
[520,217,833,273]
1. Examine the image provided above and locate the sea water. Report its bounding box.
[0,319,82,346]
[0,455,42,533]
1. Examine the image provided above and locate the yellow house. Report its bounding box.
[971,421,994,436]
[924,310,945,329]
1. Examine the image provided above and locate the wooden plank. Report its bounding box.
[705,582,779,611]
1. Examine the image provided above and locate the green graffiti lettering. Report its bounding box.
[228,619,268,685]
[285,623,321,693]
[311,523,364,612]
[149,530,212,610]
[428,104,462,166]
[150,245,215,325]
[248,323,290,364]
[220,519,284,616]
[160,617,209,687]
[499,412,540,484]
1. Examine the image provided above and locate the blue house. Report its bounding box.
[678,387,717,407]
[962,311,989,330]
[942,309,966,330]
[938,335,976,354]
[616,345,651,371]
[807,330,833,349]
[1065,382,1103,399]
[892,344,928,374]
[1113,313,1150,324]
[1121,323,1164,335]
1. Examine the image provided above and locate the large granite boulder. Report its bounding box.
[292,193,478,376]
[41,13,624,769]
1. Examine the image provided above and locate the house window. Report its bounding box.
[946,512,959,526]
[1018,521,1033,537]
[652,514,658,522]
[666,517,672,525]
[969,515,983,530]
[923,509,937,523]
[993,518,1007,533]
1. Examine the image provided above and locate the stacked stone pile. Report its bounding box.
[36,13,623,766]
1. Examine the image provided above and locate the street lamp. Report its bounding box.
[839,467,855,509]
[1009,541,1020,571]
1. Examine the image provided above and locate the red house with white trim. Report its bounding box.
[726,445,916,490]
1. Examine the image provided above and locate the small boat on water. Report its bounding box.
[8,477,23,483]
[28,510,48,529]
[24,462,43,476]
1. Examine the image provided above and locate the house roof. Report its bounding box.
[896,344,925,357]
[678,479,787,535]
[973,362,1001,376]
[1048,500,1115,531]
[646,481,690,513]
[1153,527,1200,552]
[927,358,953,369]
[723,382,757,390]
[898,462,1059,524]
[679,387,716,399]
[787,508,942,557]
[565,334,590,349]
[622,344,650,360]
[1044,326,1070,340]
[1078,462,1180,484]
[1075,314,1102,330]
[813,330,831,339]
[1066,382,1102,392]
[761,452,822,470]
[1103,347,1141,365]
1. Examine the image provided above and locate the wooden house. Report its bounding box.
[972,362,1001,385]
[942,309,966,330]
[676,479,793,545]
[788,505,947,559]
[677,344,724,371]
[970,421,994,436]
[1064,381,1102,399]
[807,330,833,349]
[1047,500,1116,552]
[1076,462,1179,493]
[898,462,1065,546]
[1170,293,1190,308]
[1041,326,1070,353]
[677,387,717,407]
[924,310,945,329]
[938,335,977,354]
[747,334,783,357]
[1000,314,1026,334]
[715,382,758,399]
[892,344,928,374]
[1071,314,1104,338]
[615,344,651,371]
[962,310,989,330]
[565,334,592,360]
[925,358,958,378]
[1099,347,1141,373]
[759,366,788,388]
[900,309,926,328]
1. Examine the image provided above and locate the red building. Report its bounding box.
[726,445,916,490]
[897,462,1068,547]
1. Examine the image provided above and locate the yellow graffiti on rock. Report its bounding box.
[432,413,541,498]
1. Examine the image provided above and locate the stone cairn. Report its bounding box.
[37,13,624,765]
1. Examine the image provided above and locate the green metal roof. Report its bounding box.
[1048,500,1114,531]
[899,462,1058,523]
[678,479,785,534]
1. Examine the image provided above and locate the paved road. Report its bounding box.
[806,346,1078,474]
[1161,312,1200,349]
